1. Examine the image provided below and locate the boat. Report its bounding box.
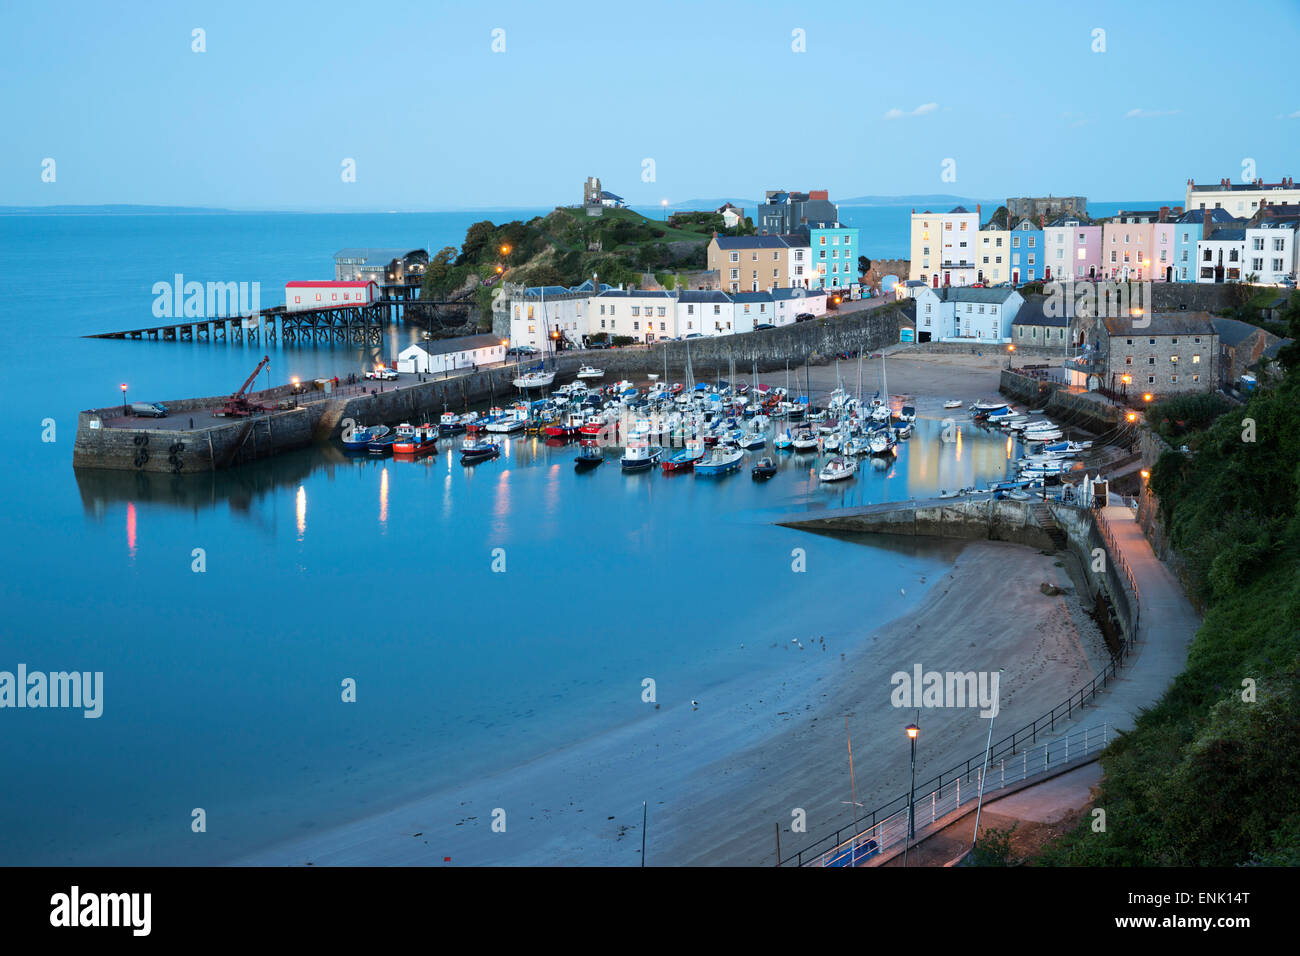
[694,446,744,476]
[512,369,555,390]
[459,438,501,464]
[367,433,400,455]
[620,442,662,471]
[868,429,896,456]
[343,424,387,451]
[573,441,604,471]
[544,411,585,439]
[486,407,528,433]
[438,412,467,436]
[661,441,705,473]
[576,365,604,379]
[818,456,858,482]
[845,435,872,456]
[791,430,819,452]
[773,429,795,451]
[392,424,439,455]
[900,405,917,422]
[943,400,964,409]
[751,456,777,481]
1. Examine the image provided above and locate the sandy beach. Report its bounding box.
[238,535,1108,867]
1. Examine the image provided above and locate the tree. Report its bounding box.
[988,206,1009,229]
[421,246,463,297]
[858,256,872,278]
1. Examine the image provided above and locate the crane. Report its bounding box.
[215,355,272,417]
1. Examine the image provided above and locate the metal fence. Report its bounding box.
[811,721,1111,867]
[1092,503,1141,639]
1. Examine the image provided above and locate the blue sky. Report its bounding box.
[4,0,1298,210]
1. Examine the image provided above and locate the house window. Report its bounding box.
[1125,356,1133,365]
[1148,375,1155,384]
[1171,374,1178,384]
[1192,354,1201,364]
[729,252,739,262]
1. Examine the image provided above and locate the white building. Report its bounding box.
[909,205,981,287]
[1185,177,1300,219]
[677,290,734,337]
[976,226,1011,285]
[771,288,827,326]
[284,280,378,312]
[716,203,744,229]
[1244,220,1299,285]
[1196,229,1247,283]
[397,334,505,374]
[508,286,589,351]
[913,286,1024,342]
[593,289,676,343]
[787,241,814,289]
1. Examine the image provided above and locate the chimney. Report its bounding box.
[1202,208,1210,229]
[1039,214,1045,228]
[977,203,982,219]
[1159,206,1169,222]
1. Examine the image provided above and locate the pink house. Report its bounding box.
[1075,225,1102,280]
[1103,214,1156,280]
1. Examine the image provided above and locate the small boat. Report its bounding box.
[486,407,529,433]
[459,438,501,464]
[392,424,439,455]
[694,446,744,476]
[513,370,556,390]
[576,365,605,379]
[438,412,467,437]
[774,430,794,451]
[943,400,964,409]
[621,442,662,471]
[367,433,400,455]
[343,424,387,451]
[544,411,585,439]
[818,456,857,482]
[574,441,604,471]
[791,430,819,452]
[899,405,917,422]
[662,440,704,473]
[751,456,777,481]
[868,430,896,456]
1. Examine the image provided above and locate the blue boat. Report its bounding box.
[460,438,501,464]
[694,446,743,476]
[367,433,399,455]
[343,424,386,451]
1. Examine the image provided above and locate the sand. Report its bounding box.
[237,538,1108,867]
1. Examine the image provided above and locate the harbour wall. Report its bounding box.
[776,497,1057,551]
[998,370,1125,434]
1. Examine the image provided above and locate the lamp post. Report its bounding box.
[1006,343,1016,369]
[291,377,300,408]
[905,721,920,840]
[120,383,128,415]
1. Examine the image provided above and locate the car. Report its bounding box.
[584,339,611,350]
[505,346,539,357]
[754,323,775,330]
[795,312,816,323]
[365,367,399,381]
[128,401,168,418]
[684,333,704,339]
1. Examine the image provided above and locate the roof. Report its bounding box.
[594,289,674,299]
[712,235,790,249]
[285,280,375,288]
[771,287,826,300]
[1212,317,1272,348]
[333,248,425,263]
[599,190,624,201]
[921,286,1020,304]
[903,279,928,287]
[1189,180,1297,193]
[678,290,732,304]
[1176,208,1238,224]
[405,333,502,356]
[1263,338,1294,360]
[568,279,613,293]
[1011,295,1067,327]
[521,285,572,298]
[1101,311,1217,336]
[1203,229,1246,241]
[732,292,774,304]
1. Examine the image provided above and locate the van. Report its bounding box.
[129,402,168,418]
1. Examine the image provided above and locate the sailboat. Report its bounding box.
[871,354,891,423]
[513,288,556,390]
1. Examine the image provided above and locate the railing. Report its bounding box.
[1092,502,1141,639]
[804,721,1111,867]
[780,656,1131,866]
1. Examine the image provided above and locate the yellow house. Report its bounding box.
[707,235,791,292]
[976,227,1011,284]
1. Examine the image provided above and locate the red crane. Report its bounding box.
[215,355,272,417]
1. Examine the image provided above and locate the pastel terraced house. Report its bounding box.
[976,223,1011,284]
[810,226,861,291]
[1008,218,1043,284]
[708,235,791,293]
[909,205,980,287]
[1043,216,1102,282]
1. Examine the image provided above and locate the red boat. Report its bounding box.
[580,416,613,439]
[544,412,585,439]
[392,424,439,455]
[671,382,684,394]
[660,441,704,473]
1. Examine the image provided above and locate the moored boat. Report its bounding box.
[661,440,704,473]
[576,365,604,379]
[392,424,439,455]
[694,446,744,476]
[751,456,777,481]
[620,442,662,471]
[818,456,857,482]
[459,438,501,464]
[573,440,604,471]
[342,424,387,451]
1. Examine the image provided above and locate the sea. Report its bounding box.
[0,202,1157,864]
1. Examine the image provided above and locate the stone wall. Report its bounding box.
[1150,282,1251,314]
[997,371,1124,432]
[778,498,1056,550]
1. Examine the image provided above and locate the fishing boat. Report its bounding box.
[544,411,585,439]
[620,442,662,472]
[899,405,917,423]
[342,424,386,451]
[943,399,964,409]
[486,406,529,433]
[392,424,439,455]
[576,365,604,379]
[573,440,604,471]
[367,432,400,455]
[694,446,744,476]
[751,456,777,481]
[818,456,857,482]
[438,412,467,436]
[459,438,500,464]
[661,440,704,474]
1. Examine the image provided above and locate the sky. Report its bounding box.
[4,0,1299,211]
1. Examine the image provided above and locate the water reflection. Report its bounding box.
[295,485,306,540]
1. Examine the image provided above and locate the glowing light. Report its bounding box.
[1142,393,1153,402]
[1126,412,1137,422]
[379,467,389,525]
[905,723,919,740]
[295,485,306,538]
[126,501,137,557]
[1140,469,1150,481]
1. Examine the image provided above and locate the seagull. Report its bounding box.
[900,588,906,596]
[691,699,699,709]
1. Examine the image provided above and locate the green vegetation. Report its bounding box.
[1146,392,1234,442]
[969,825,1022,866]
[1039,295,1300,866]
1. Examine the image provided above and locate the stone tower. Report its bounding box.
[584,176,602,206]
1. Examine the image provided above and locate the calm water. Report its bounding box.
[0,209,1070,864]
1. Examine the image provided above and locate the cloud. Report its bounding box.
[884,102,938,120]
[1124,108,1182,119]
[1289,110,1300,119]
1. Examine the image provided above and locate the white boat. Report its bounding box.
[791,430,819,452]
[486,407,528,432]
[513,370,555,390]
[868,429,896,455]
[738,431,766,450]
[943,400,964,409]
[620,442,662,471]
[577,365,604,379]
[971,400,1010,413]
[818,456,858,482]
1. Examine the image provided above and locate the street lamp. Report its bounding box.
[905,722,920,839]
[120,383,128,415]
[499,244,511,257]
[1007,343,1016,368]
[1142,392,1153,403]
[291,376,300,408]
[1126,411,1137,423]
[661,199,668,221]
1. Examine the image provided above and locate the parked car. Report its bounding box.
[754,323,775,330]
[128,401,168,418]
[795,312,816,323]
[505,346,539,357]
[585,339,610,350]
[365,367,399,381]
[684,333,704,339]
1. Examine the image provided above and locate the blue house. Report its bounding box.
[1172,208,1236,283]
[1009,218,1044,284]
[810,226,861,291]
